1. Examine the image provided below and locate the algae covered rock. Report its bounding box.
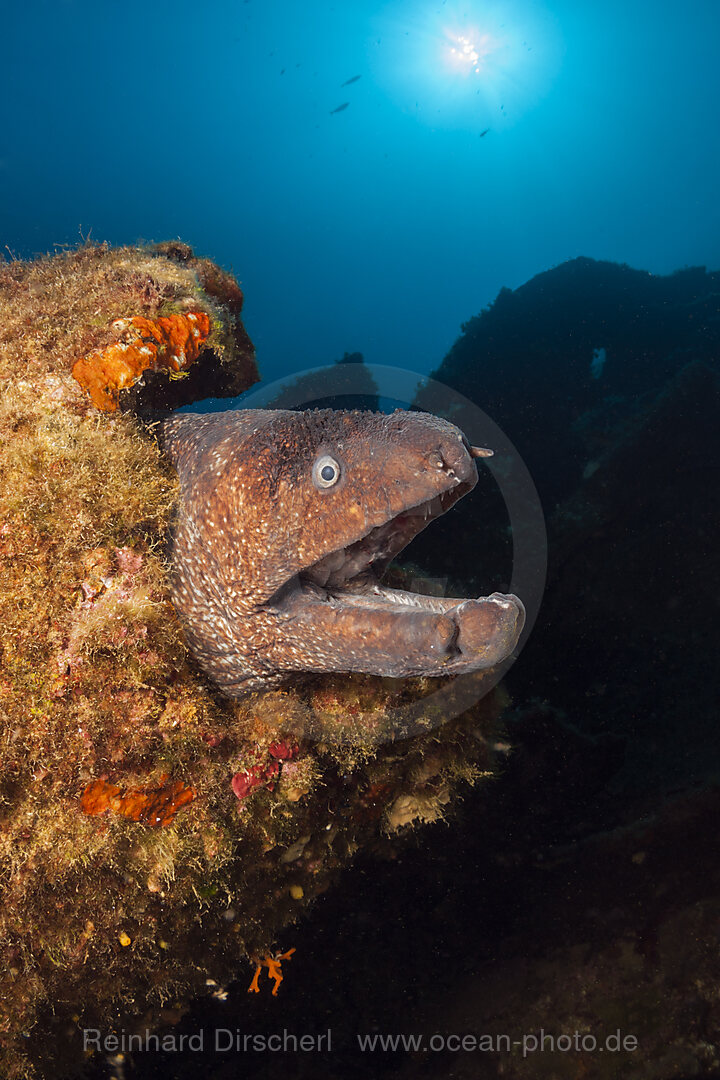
[0,244,507,1079]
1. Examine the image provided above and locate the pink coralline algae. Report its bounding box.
[231,740,301,802]
[268,740,300,761]
[231,762,279,801]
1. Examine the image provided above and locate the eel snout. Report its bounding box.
[369,592,527,676]
[448,593,526,672]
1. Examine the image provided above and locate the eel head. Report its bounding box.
[162,408,525,693]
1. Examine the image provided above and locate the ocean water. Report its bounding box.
[3,2,720,1078]
[2,0,719,385]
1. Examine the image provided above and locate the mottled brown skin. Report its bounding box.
[161,409,525,695]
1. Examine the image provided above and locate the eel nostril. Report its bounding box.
[427,447,463,481]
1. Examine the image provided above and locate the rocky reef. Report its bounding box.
[127,258,718,1080]
[420,256,720,508]
[400,257,720,1079]
[417,257,720,790]
[0,244,507,1079]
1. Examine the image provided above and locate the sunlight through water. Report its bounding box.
[372,0,564,131]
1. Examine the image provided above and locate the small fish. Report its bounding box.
[480,128,489,137]
[341,74,362,86]
[330,102,349,114]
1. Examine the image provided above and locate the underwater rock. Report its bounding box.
[409,261,720,798]
[341,262,720,1080]
[262,350,381,411]
[524,359,720,795]
[412,784,720,1080]
[0,243,509,1079]
[418,256,720,509]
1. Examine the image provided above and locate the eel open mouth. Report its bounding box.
[300,483,471,597]
[271,473,525,677]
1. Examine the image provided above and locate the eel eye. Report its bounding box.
[313,454,342,489]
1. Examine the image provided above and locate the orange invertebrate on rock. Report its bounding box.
[71,311,211,411]
[247,948,296,996]
[80,776,196,827]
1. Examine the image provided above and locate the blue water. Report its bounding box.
[2,0,718,385]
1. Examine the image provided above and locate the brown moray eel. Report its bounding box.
[161,408,525,695]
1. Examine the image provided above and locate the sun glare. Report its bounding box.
[372,1,563,131]
[446,30,497,76]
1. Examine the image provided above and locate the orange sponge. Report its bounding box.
[72,311,211,411]
[80,775,196,827]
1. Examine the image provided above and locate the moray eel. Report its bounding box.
[161,408,525,695]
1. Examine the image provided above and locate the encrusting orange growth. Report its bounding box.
[80,776,196,827]
[71,311,211,411]
[248,948,297,996]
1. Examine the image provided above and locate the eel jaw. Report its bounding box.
[297,481,473,594]
[266,478,526,677]
[267,477,526,669]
